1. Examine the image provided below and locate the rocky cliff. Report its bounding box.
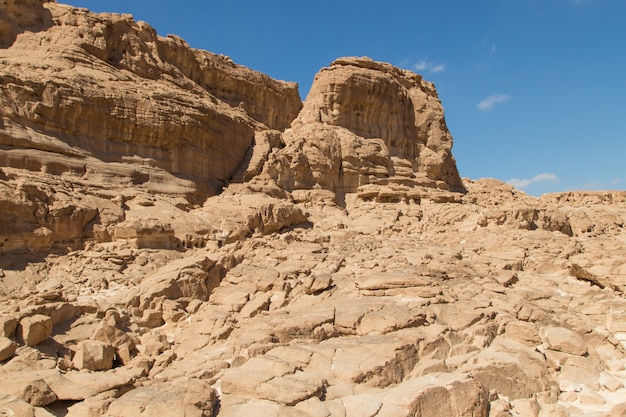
[263,57,464,203]
[1,2,626,417]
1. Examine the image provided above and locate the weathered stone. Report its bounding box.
[0,337,18,362]
[459,338,556,400]
[221,355,325,405]
[542,327,588,356]
[0,316,18,338]
[0,394,35,417]
[106,377,216,417]
[375,373,488,417]
[72,340,115,371]
[0,1,626,415]
[44,367,144,401]
[18,379,57,407]
[18,315,52,347]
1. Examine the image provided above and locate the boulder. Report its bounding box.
[17,379,57,407]
[542,327,588,356]
[0,337,17,362]
[18,315,52,346]
[0,316,18,338]
[0,394,35,417]
[72,340,115,371]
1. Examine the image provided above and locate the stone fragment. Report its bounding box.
[18,379,57,407]
[0,337,18,362]
[136,309,164,328]
[578,388,606,405]
[510,398,539,417]
[0,394,35,417]
[0,316,18,338]
[600,373,624,392]
[542,327,588,356]
[72,340,115,371]
[18,315,52,347]
[45,367,144,401]
[303,274,333,295]
[488,398,512,417]
[538,404,569,417]
[459,338,556,400]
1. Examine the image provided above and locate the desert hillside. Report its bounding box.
[1,1,626,416]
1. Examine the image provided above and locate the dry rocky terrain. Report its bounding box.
[1,1,626,416]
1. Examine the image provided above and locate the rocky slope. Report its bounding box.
[2,1,626,417]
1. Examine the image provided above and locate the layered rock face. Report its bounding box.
[2,2,626,417]
[0,0,300,193]
[0,0,301,251]
[264,57,464,204]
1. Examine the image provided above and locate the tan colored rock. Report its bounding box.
[18,315,52,347]
[542,327,588,356]
[72,340,115,371]
[221,355,325,405]
[17,379,57,407]
[106,377,216,417]
[0,316,18,338]
[374,373,488,417]
[0,394,35,417]
[0,0,301,252]
[0,337,17,362]
[610,402,626,417]
[112,219,178,249]
[218,398,309,417]
[42,367,144,401]
[511,398,540,417]
[489,398,512,417]
[459,338,556,400]
[2,1,626,416]
[265,57,465,203]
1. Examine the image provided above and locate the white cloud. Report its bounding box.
[413,61,428,71]
[412,60,446,74]
[430,63,446,73]
[397,58,410,68]
[477,94,510,111]
[507,173,559,189]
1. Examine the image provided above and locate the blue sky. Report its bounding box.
[69,0,625,196]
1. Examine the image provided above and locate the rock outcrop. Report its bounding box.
[2,2,626,417]
[0,0,302,251]
[262,57,464,205]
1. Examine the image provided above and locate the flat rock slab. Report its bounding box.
[543,326,588,356]
[106,377,216,417]
[220,355,324,405]
[375,373,489,417]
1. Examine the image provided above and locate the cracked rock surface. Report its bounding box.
[1,2,626,416]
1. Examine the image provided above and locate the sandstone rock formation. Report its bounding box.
[262,57,464,205]
[2,1,626,417]
[0,0,301,252]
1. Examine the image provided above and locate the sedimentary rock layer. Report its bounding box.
[2,2,626,417]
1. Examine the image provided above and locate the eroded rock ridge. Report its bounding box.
[2,2,626,417]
